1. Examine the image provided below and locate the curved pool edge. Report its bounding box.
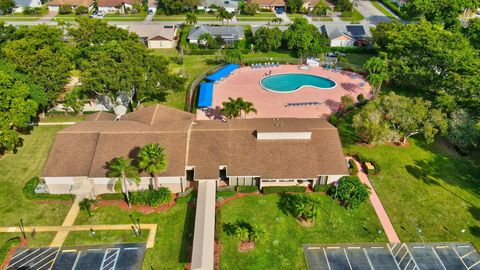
[259,73,337,93]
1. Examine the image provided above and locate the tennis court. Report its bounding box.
[304,243,480,270]
[6,243,146,270]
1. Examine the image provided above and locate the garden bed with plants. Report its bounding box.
[97,188,176,214]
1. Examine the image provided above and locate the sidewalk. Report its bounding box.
[348,157,401,243]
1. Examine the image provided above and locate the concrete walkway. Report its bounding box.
[348,158,401,243]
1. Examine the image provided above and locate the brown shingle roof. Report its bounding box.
[42,105,347,180]
[246,0,285,6]
[188,119,347,179]
[47,0,93,6]
[97,0,137,7]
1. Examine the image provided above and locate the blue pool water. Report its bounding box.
[260,73,336,92]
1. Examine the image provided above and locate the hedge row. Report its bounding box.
[23,177,74,201]
[236,186,258,193]
[0,237,21,265]
[129,187,172,207]
[262,186,306,194]
[348,159,359,175]
[313,184,330,193]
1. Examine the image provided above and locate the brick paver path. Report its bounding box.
[348,157,401,243]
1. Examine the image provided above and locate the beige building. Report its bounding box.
[47,0,94,11]
[42,105,348,196]
[128,25,177,49]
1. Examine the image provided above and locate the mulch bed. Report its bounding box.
[94,194,178,214]
[238,241,256,252]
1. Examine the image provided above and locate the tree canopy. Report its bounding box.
[372,20,480,113]
[254,27,283,52]
[283,18,329,58]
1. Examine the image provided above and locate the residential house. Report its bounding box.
[246,0,285,13]
[187,25,244,45]
[13,0,42,13]
[97,0,140,13]
[198,0,238,13]
[41,104,348,195]
[47,0,94,11]
[128,25,177,49]
[320,24,371,47]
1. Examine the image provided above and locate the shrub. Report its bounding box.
[262,186,306,194]
[0,237,21,264]
[348,159,359,175]
[58,5,72,14]
[23,177,74,201]
[328,114,338,126]
[75,5,88,15]
[330,176,370,209]
[100,193,125,200]
[313,184,329,193]
[279,193,322,221]
[236,186,258,193]
[129,187,172,207]
[216,190,237,198]
[354,154,381,175]
[357,93,365,102]
[169,55,184,65]
[176,190,197,203]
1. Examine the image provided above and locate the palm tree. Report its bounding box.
[137,143,168,189]
[185,12,197,26]
[220,97,257,119]
[364,55,389,97]
[106,157,140,207]
[217,8,233,25]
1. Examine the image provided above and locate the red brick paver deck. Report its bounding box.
[196,65,372,120]
[349,158,401,243]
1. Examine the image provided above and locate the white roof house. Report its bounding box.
[13,0,42,13]
[320,24,371,47]
[198,0,238,13]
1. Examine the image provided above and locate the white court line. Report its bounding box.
[28,249,58,269]
[462,250,476,259]
[9,248,30,261]
[469,260,480,270]
[14,248,53,269]
[453,246,470,269]
[430,246,447,270]
[343,248,353,270]
[7,248,43,269]
[323,248,332,270]
[362,248,375,270]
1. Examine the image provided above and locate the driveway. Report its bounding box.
[356,0,393,25]
[38,10,58,22]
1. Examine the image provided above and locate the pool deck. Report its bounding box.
[196,65,372,120]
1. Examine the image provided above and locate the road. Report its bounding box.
[355,0,394,24]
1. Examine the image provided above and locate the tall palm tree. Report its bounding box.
[106,157,140,208]
[137,143,168,189]
[185,12,197,26]
[217,8,233,25]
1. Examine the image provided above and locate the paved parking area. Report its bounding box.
[6,243,146,270]
[305,243,480,270]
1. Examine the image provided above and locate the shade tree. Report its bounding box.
[254,27,283,52]
[283,18,329,58]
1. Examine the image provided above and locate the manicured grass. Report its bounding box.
[150,50,217,109]
[0,232,57,248]
[371,1,397,19]
[236,16,276,21]
[287,13,305,20]
[0,15,40,21]
[0,126,71,226]
[220,194,387,269]
[344,53,375,66]
[152,15,185,21]
[74,203,194,270]
[237,12,275,18]
[64,230,148,246]
[337,112,480,248]
[41,114,86,123]
[312,16,334,21]
[340,9,365,22]
[103,12,147,21]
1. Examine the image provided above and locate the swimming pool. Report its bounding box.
[260,73,336,93]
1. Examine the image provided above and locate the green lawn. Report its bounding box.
[64,230,148,246]
[344,53,375,66]
[0,126,71,227]
[74,203,194,270]
[236,12,275,21]
[150,50,217,110]
[0,14,41,21]
[41,114,87,123]
[312,16,334,21]
[220,194,387,269]
[0,232,56,248]
[103,12,147,21]
[287,13,305,20]
[370,1,397,19]
[340,9,365,22]
[337,113,480,248]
